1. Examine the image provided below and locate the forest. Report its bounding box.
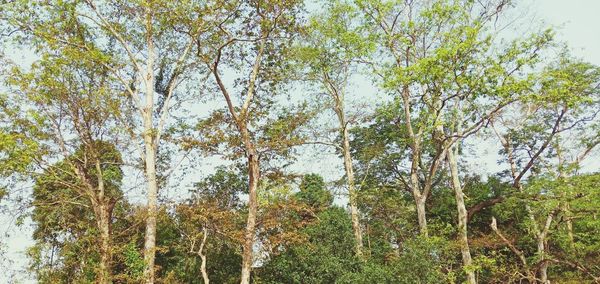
[0,0,599,283]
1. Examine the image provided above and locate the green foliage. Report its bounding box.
[0,94,42,198]
[122,240,145,281]
[258,206,361,283]
[391,235,455,284]
[295,174,333,209]
[259,205,458,284]
[28,142,125,283]
[1,0,599,283]
[192,166,247,208]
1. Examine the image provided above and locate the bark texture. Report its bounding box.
[341,124,364,257]
[142,132,159,284]
[199,228,209,284]
[240,152,260,284]
[142,24,159,282]
[96,204,113,284]
[328,83,363,257]
[447,146,476,284]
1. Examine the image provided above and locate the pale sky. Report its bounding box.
[2,1,600,283]
[535,0,600,65]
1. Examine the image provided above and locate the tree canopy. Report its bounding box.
[0,0,599,283]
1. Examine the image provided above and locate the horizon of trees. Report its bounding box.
[0,0,599,283]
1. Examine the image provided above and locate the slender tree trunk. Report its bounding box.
[412,162,427,236]
[565,204,575,246]
[415,193,428,236]
[402,85,428,236]
[200,253,209,284]
[96,204,112,284]
[330,90,363,257]
[143,134,159,284]
[447,146,476,284]
[341,126,363,258]
[92,159,112,284]
[409,151,427,236]
[199,228,209,284]
[240,150,259,284]
[142,12,158,283]
[142,131,158,284]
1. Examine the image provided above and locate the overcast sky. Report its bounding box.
[2,0,600,283]
[535,0,600,65]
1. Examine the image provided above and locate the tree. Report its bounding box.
[1,1,599,283]
[295,174,333,210]
[258,206,365,283]
[489,56,600,283]
[28,142,125,283]
[191,1,306,282]
[353,0,553,281]
[295,0,375,257]
[4,44,128,282]
[3,1,209,281]
[174,167,246,284]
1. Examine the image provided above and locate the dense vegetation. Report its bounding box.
[0,0,599,283]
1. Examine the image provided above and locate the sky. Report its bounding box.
[534,0,600,65]
[2,0,600,283]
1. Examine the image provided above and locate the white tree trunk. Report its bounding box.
[341,126,363,257]
[95,203,112,284]
[415,194,428,236]
[142,26,158,281]
[447,146,476,284]
[240,152,259,284]
[199,228,209,284]
[143,130,159,284]
[538,213,554,284]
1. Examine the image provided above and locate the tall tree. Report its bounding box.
[354,1,551,281]
[5,46,127,282]
[4,1,208,281]
[430,16,552,283]
[354,0,511,236]
[189,0,306,282]
[489,56,600,283]
[28,143,125,283]
[295,0,374,257]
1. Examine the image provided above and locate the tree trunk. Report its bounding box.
[415,194,428,236]
[402,85,428,236]
[199,228,209,284]
[538,235,549,284]
[143,131,159,284]
[566,207,574,246]
[409,153,427,236]
[200,252,209,284]
[92,159,113,284]
[240,151,259,284]
[537,212,554,284]
[447,147,476,284]
[341,126,363,258]
[328,76,363,257]
[96,203,112,284]
[142,15,158,282]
